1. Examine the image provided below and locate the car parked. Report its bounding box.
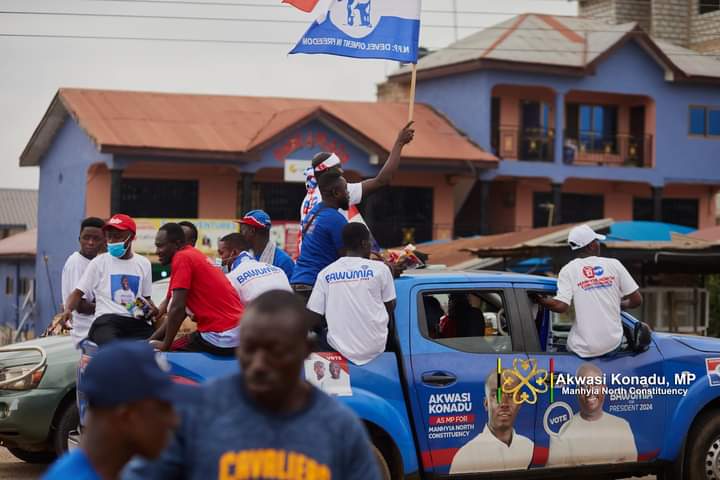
[0,277,171,463]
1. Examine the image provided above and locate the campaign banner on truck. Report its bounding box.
[304,352,353,397]
[290,0,421,63]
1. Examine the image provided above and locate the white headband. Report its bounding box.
[314,153,341,173]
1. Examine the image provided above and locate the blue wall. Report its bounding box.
[415,39,720,186]
[35,120,111,333]
[0,260,35,330]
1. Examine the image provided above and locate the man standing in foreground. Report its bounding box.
[152,223,244,355]
[61,217,106,347]
[237,210,295,279]
[43,342,191,480]
[307,223,396,365]
[533,224,642,358]
[127,290,381,479]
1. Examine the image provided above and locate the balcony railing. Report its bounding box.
[493,126,555,162]
[563,131,653,167]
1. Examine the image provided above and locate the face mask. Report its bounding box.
[107,239,129,258]
[215,257,233,273]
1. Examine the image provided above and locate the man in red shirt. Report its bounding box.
[151,223,244,356]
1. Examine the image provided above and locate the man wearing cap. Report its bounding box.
[219,232,292,302]
[152,222,244,355]
[43,341,190,480]
[238,209,295,279]
[62,214,157,345]
[300,122,415,223]
[533,224,642,358]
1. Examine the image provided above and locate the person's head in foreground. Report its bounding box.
[576,363,606,421]
[485,369,522,442]
[43,341,193,480]
[311,152,344,178]
[342,222,372,259]
[567,224,606,257]
[237,290,314,413]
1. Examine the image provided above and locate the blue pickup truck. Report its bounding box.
[81,270,720,479]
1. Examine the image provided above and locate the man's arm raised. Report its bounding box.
[360,122,415,197]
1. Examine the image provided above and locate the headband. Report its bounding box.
[314,153,341,173]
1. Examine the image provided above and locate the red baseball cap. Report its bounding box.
[103,214,137,235]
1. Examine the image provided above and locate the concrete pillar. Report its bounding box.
[479,180,491,235]
[652,186,663,222]
[239,173,255,216]
[552,182,563,225]
[554,92,565,165]
[109,168,124,215]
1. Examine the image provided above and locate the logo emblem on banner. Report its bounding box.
[502,358,549,405]
[706,358,720,386]
[330,0,378,37]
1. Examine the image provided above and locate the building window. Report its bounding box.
[700,0,720,15]
[633,198,699,228]
[566,104,618,153]
[19,278,32,296]
[533,192,604,228]
[253,182,308,222]
[120,179,199,218]
[689,106,720,136]
[5,277,13,296]
[360,186,434,248]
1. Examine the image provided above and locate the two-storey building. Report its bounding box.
[381,13,720,236]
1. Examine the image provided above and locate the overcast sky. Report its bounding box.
[0,0,577,189]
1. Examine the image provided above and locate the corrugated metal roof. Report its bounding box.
[20,89,498,166]
[0,189,38,229]
[0,229,36,257]
[393,13,720,82]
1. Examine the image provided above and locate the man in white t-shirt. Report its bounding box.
[61,217,106,347]
[220,233,292,303]
[450,369,534,474]
[62,214,157,345]
[547,363,637,467]
[307,223,396,365]
[533,224,642,358]
[320,361,351,396]
[300,122,415,223]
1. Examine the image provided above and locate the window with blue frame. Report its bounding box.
[566,103,618,153]
[689,106,720,137]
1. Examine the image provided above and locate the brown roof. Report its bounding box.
[689,226,720,242]
[21,89,497,167]
[0,229,36,258]
[417,223,601,268]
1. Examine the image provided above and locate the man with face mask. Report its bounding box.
[450,369,534,474]
[62,214,157,345]
[290,172,350,299]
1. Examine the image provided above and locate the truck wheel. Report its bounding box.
[372,444,391,480]
[6,447,55,464]
[51,402,79,456]
[685,410,720,479]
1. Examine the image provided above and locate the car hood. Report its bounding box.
[0,336,78,367]
[671,334,720,353]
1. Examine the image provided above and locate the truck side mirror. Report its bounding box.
[631,322,652,353]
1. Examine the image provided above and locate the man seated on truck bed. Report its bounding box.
[307,223,396,365]
[533,224,642,358]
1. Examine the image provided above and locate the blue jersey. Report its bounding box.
[291,203,347,286]
[266,247,295,279]
[43,450,101,480]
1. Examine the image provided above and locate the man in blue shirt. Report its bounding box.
[43,342,194,480]
[291,172,350,298]
[238,209,295,279]
[122,290,381,480]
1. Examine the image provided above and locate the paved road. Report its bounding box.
[0,448,47,479]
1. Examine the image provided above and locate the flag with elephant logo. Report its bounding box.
[289,0,421,63]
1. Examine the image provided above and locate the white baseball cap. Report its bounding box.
[567,224,606,250]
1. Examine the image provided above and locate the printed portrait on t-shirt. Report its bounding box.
[110,274,140,309]
[303,353,352,396]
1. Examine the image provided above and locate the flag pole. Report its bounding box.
[408,63,417,122]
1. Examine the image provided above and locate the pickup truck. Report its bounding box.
[80,270,720,479]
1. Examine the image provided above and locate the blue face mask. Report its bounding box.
[107,240,129,258]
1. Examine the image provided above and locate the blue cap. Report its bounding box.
[238,210,272,229]
[80,341,197,408]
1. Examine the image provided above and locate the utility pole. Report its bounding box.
[453,0,459,41]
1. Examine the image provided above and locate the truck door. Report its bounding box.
[407,282,539,477]
[514,286,667,471]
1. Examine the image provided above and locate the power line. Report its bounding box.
[1,31,718,57]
